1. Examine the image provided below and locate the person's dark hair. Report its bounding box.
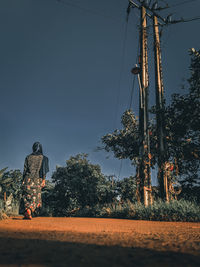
[32,142,43,155]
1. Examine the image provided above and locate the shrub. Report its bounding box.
[51,154,117,216]
[70,199,200,222]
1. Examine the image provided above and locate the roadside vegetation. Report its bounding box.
[72,200,200,222]
[1,158,199,222]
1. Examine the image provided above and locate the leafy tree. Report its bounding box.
[102,49,200,195]
[165,48,200,188]
[0,168,8,178]
[51,154,117,216]
[41,180,55,216]
[117,176,137,203]
[102,110,139,162]
[0,168,22,213]
[0,169,22,200]
[101,110,157,166]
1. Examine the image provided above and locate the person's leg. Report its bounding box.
[32,181,42,217]
[23,208,32,219]
[22,186,34,219]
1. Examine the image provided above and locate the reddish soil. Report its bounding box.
[0,217,199,267]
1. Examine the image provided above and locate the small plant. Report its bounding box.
[0,210,8,220]
[69,199,200,222]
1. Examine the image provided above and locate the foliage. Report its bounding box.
[117,176,137,202]
[101,49,200,190]
[51,154,117,216]
[0,168,8,179]
[179,185,200,203]
[130,199,200,222]
[101,110,140,163]
[70,199,200,222]
[0,169,22,200]
[0,168,22,214]
[101,109,158,168]
[165,48,200,187]
[40,180,55,216]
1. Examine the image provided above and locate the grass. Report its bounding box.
[72,199,200,222]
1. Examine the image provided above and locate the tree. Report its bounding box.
[0,169,22,200]
[102,110,139,162]
[41,180,55,216]
[101,49,200,199]
[117,176,137,203]
[0,169,22,212]
[165,48,200,189]
[51,154,117,216]
[102,109,157,163]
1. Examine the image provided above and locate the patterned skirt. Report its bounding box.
[22,177,43,213]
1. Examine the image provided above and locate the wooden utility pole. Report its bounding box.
[153,15,169,201]
[138,5,152,206]
[128,0,196,203]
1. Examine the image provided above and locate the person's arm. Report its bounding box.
[40,156,49,187]
[41,176,46,188]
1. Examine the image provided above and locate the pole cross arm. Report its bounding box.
[128,0,166,25]
[128,0,200,26]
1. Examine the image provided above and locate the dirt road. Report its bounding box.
[0,217,199,266]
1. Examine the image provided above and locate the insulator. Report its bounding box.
[131,66,140,75]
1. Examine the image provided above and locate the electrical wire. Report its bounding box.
[113,18,126,178]
[117,10,141,179]
[129,73,137,110]
[55,0,132,180]
[182,15,200,22]
[113,19,129,129]
[167,0,200,9]
[118,159,123,179]
[114,6,134,180]
[160,24,172,50]
[128,36,140,110]
[55,0,122,23]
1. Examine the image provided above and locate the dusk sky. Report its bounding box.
[0,0,200,183]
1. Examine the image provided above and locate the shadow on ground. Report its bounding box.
[0,237,199,267]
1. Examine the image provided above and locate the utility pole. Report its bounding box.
[153,15,169,201]
[129,0,195,204]
[137,5,152,206]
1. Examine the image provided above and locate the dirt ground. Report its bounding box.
[0,217,199,267]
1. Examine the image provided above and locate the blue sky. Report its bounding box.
[0,0,200,183]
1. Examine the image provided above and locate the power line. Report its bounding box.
[128,37,140,110]
[129,74,137,110]
[167,0,200,9]
[114,5,135,180]
[113,19,129,129]
[160,24,172,50]
[118,159,123,179]
[182,15,200,22]
[55,0,122,23]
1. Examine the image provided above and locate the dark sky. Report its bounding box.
[0,0,200,183]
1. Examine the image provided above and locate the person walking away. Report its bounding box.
[22,142,49,219]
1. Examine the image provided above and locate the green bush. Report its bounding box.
[70,199,200,222]
[51,154,117,216]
